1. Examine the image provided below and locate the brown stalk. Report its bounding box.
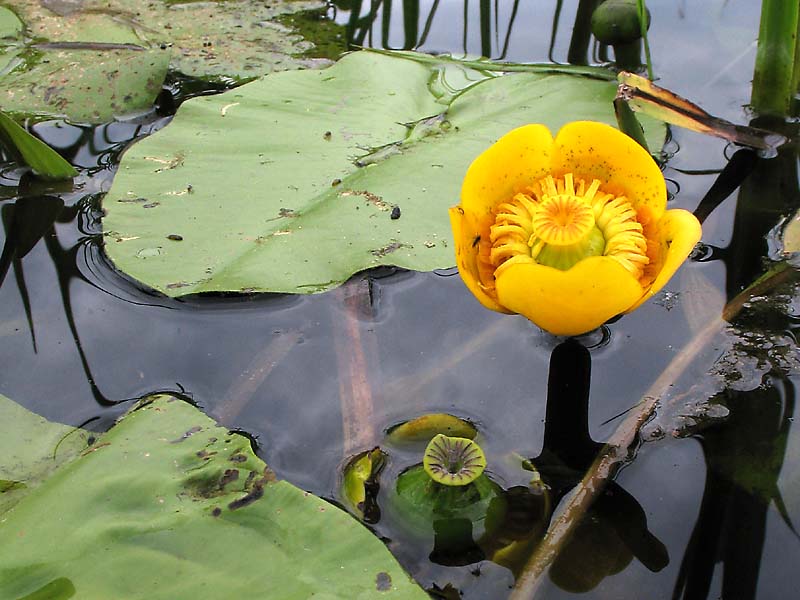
[215,330,301,425]
[382,316,511,403]
[332,278,380,457]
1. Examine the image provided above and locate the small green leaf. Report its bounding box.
[16,577,75,600]
[0,480,26,493]
[342,446,386,523]
[387,413,478,444]
[0,111,77,179]
[614,96,649,153]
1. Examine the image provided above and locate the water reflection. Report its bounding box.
[0,195,64,351]
[671,122,800,600]
[0,117,188,412]
[332,0,623,65]
[530,339,668,591]
[674,378,795,600]
[332,0,578,61]
[0,189,190,408]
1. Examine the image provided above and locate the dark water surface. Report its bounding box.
[2,1,800,598]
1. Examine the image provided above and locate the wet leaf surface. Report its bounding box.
[103,50,665,296]
[12,0,331,78]
[0,394,427,599]
[1,0,337,121]
[0,393,89,515]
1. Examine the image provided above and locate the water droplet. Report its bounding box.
[136,247,163,259]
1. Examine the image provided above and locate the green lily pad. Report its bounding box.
[0,6,22,39]
[0,394,426,599]
[1,45,171,122]
[1,0,338,121]
[0,3,171,121]
[0,394,89,515]
[12,0,332,80]
[102,50,665,296]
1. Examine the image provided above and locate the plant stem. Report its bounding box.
[751,0,800,117]
[567,0,601,66]
[333,278,379,457]
[612,39,642,72]
[636,0,654,79]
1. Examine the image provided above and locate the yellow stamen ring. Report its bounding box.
[481,173,651,281]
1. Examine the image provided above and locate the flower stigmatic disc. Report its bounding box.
[423,434,486,486]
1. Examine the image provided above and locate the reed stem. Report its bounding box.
[751,0,800,117]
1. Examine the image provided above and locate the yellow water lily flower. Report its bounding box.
[449,121,701,337]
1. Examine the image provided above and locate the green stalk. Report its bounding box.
[636,0,653,79]
[402,0,419,49]
[751,0,800,117]
[567,0,601,66]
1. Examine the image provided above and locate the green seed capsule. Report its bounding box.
[591,0,649,45]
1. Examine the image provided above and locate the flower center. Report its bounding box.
[481,173,650,280]
[531,194,596,246]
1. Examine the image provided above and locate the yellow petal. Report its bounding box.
[627,208,702,312]
[460,124,554,219]
[550,121,666,224]
[494,256,643,336]
[449,205,510,313]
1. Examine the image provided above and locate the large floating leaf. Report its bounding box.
[1,0,334,121]
[0,1,170,123]
[0,394,88,515]
[103,51,665,296]
[1,46,170,122]
[9,0,330,81]
[0,395,426,599]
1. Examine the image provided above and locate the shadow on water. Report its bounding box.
[1,1,800,598]
[670,121,800,600]
[532,340,669,593]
